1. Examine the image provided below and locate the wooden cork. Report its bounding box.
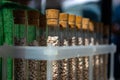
[68,14,75,28]
[82,18,89,25]
[59,13,68,28]
[46,9,59,19]
[68,14,75,23]
[76,16,82,24]
[76,24,82,30]
[27,10,40,26]
[13,10,26,24]
[47,19,58,26]
[76,16,82,29]
[59,21,67,29]
[59,13,68,21]
[89,21,94,32]
[46,9,59,26]
[13,10,26,18]
[39,14,46,28]
[82,18,89,30]
[27,10,40,19]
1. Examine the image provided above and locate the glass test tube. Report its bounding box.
[90,22,99,80]
[46,9,60,80]
[59,13,69,46]
[39,14,47,80]
[76,16,83,46]
[68,14,77,80]
[94,22,102,80]
[2,8,14,80]
[68,14,76,46]
[94,22,100,45]
[82,18,90,80]
[13,10,27,46]
[13,10,28,80]
[27,10,40,80]
[39,14,46,46]
[103,25,109,80]
[46,9,59,46]
[89,21,95,45]
[99,23,105,80]
[59,13,69,80]
[75,16,84,80]
[27,10,39,46]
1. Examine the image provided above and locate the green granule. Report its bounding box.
[2,9,14,80]
[2,9,14,45]
[39,28,43,37]
[0,11,3,45]
[27,25,36,44]
[19,24,26,39]
[7,58,13,80]
[14,24,20,39]
[14,24,26,38]
[0,10,3,80]
[36,27,40,40]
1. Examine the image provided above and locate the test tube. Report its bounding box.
[46,9,60,80]
[82,18,90,80]
[27,10,40,80]
[75,16,84,80]
[68,14,77,80]
[13,10,28,80]
[59,13,69,80]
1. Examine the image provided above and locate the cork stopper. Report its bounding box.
[82,18,89,30]
[13,10,26,18]
[46,9,59,19]
[68,14,75,28]
[39,14,46,28]
[68,14,75,23]
[13,10,26,24]
[27,10,40,26]
[46,9,59,26]
[47,19,58,26]
[59,13,68,21]
[76,16,82,29]
[27,10,40,19]
[89,21,94,32]
[59,13,68,28]
[76,16,82,24]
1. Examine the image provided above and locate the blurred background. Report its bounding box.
[112,0,120,80]
[8,0,120,79]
